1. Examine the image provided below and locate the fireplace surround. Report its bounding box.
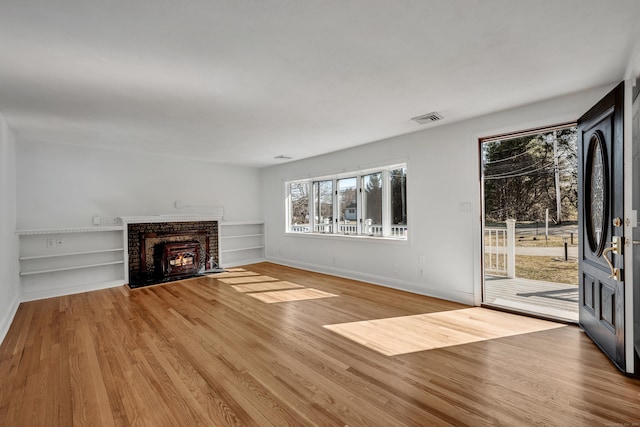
[122,216,220,288]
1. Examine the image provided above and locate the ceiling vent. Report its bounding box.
[411,112,443,125]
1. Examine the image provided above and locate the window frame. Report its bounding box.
[286,163,408,240]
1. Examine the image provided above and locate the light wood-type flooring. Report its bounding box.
[1,262,639,426]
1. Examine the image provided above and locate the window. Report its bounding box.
[362,172,382,236]
[289,181,310,232]
[390,167,407,237]
[313,180,333,232]
[338,177,358,234]
[286,163,407,239]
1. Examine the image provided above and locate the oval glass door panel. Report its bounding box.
[586,132,607,255]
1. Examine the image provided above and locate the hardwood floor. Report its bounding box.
[1,262,639,426]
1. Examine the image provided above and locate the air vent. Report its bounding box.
[411,112,443,125]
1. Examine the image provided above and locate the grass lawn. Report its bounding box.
[485,234,578,248]
[515,255,578,285]
[515,235,578,248]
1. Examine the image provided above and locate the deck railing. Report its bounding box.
[484,219,516,278]
[338,223,358,234]
[314,224,333,233]
[291,223,407,238]
[391,225,407,237]
[484,228,507,276]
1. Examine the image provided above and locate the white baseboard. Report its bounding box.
[21,279,126,302]
[266,256,475,305]
[0,295,20,347]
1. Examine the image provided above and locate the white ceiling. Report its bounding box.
[1,1,639,167]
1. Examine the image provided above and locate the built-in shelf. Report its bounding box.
[16,226,124,235]
[219,222,265,267]
[18,227,126,301]
[20,261,125,276]
[20,248,125,261]
[220,246,265,253]
[220,233,264,240]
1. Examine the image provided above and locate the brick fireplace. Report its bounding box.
[123,217,219,288]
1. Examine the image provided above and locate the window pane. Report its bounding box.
[289,181,310,232]
[313,180,333,233]
[390,167,407,237]
[337,177,357,234]
[362,173,382,236]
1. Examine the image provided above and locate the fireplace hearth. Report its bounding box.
[126,220,219,288]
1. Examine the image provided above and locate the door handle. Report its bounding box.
[602,236,623,281]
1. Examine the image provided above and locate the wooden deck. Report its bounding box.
[1,263,638,425]
[484,275,578,322]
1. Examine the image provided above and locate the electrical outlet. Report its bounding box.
[46,239,54,248]
[393,264,399,273]
[56,239,63,248]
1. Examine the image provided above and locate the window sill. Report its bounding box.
[284,231,409,245]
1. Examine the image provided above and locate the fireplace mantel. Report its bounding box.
[120,214,223,225]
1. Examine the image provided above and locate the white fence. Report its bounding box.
[362,224,407,237]
[338,223,358,234]
[292,223,407,237]
[484,219,516,278]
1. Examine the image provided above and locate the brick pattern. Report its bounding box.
[127,221,218,285]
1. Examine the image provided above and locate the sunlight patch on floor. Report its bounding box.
[212,268,340,304]
[323,307,566,356]
[218,275,280,284]
[208,271,261,278]
[232,281,304,293]
[247,288,338,303]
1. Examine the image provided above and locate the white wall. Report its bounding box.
[261,84,615,305]
[15,141,263,301]
[17,141,263,228]
[0,113,19,344]
[624,18,640,80]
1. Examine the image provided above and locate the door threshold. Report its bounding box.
[481,302,577,325]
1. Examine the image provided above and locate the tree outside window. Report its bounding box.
[390,167,407,235]
[362,173,382,235]
[313,180,333,232]
[289,181,309,231]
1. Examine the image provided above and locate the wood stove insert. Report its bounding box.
[156,241,200,279]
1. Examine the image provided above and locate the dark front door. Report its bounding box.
[578,82,625,370]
